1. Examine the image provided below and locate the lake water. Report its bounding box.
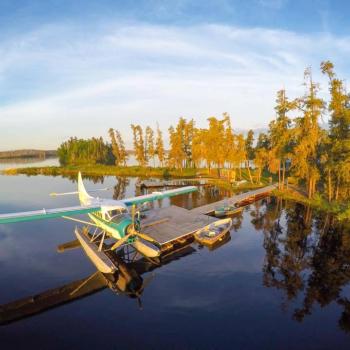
[0,157,59,171]
[0,171,349,349]
[0,156,148,170]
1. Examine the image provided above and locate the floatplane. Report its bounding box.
[0,172,197,272]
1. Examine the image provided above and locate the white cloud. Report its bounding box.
[0,21,349,150]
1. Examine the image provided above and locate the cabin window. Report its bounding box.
[109,210,118,217]
[109,208,128,218]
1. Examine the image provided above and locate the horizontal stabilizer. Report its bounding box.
[50,188,110,197]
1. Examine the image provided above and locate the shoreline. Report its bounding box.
[2,165,349,221]
[1,165,200,178]
[272,188,350,222]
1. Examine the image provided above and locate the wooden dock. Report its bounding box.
[141,184,276,253]
[190,184,276,215]
[137,179,209,188]
[142,205,216,254]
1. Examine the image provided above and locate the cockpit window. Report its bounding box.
[109,208,128,218]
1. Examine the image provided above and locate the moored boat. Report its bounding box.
[214,205,243,218]
[194,218,233,247]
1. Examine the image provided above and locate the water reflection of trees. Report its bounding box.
[65,174,105,184]
[113,177,129,200]
[254,198,350,333]
[170,185,233,210]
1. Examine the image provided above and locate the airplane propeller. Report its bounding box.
[110,204,160,252]
[124,272,155,310]
[130,204,160,247]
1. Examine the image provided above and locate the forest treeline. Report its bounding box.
[0,149,57,159]
[57,61,349,202]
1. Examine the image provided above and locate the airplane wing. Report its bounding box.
[122,186,197,206]
[0,204,101,224]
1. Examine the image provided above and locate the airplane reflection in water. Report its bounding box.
[0,241,200,325]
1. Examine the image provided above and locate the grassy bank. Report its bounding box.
[2,164,273,184]
[3,164,349,221]
[208,174,272,192]
[2,165,198,178]
[273,187,350,221]
[2,165,276,193]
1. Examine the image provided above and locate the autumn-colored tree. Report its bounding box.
[204,116,227,169]
[108,128,120,166]
[115,130,128,166]
[168,124,186,169]
[268,89,295,189]
[155,124,165,167]
[131,124,146,166]
[223,113,236,169]
[145,126,155,167]
[291,68,324,198]
[321,60,350,201]
[192,128,207,168]
[236,133,253,183]
[183,119,195,167]
[254,147,269,184]
[245,129,255,160]
[168,118,195,169]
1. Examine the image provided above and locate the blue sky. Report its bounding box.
[1,0,350,149]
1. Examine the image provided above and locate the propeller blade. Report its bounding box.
[134,231,160,247]
[110,234,132,251]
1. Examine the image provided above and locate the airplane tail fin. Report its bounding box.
[78,172,93,205]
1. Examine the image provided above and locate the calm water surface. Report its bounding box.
[0,157,59,171]
[0,172,349,349]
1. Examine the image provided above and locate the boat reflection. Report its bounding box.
[197,233,232,252]
[254,197,350,333]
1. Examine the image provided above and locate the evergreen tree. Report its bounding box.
[57,137,113,166]
[268,89,295,189]
[292,68,324,198]
[321,60,350,201]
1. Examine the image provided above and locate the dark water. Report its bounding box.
[0,174,349,349]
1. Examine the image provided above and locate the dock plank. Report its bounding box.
[140,184,276,247]
[141,205,215,245]
[190,184,276,215]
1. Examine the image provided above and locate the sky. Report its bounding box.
[1,0,350,150]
